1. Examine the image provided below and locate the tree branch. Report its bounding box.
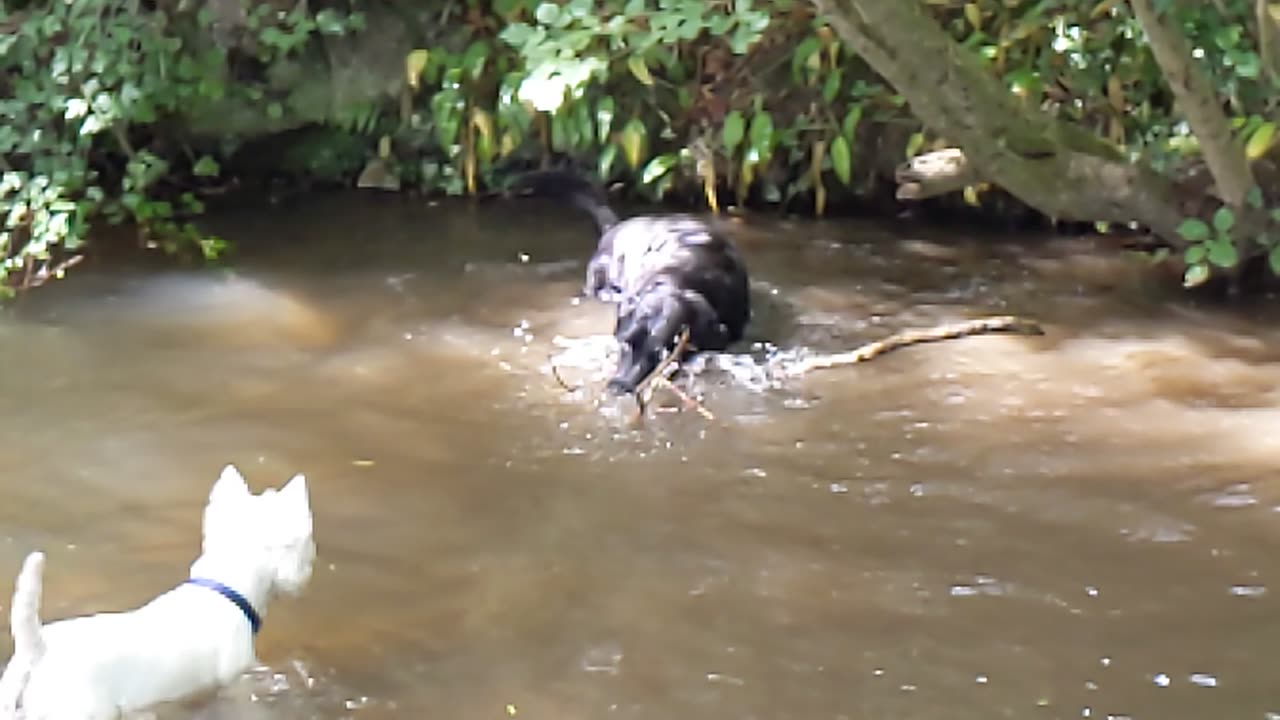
[1129,0,1256,206]
[1260,0,1280,83]
[812,0,1192,243]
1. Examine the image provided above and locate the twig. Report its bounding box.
[651,376,716,421]
[633,328,717,421]
[548,355,585,393]
[635,326,692,398]
[782,315,1044,376]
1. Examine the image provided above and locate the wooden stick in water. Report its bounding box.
[783,315,1045,376]
[635,328,716,421]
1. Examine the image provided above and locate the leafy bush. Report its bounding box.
[403,0,891,214]
[0,0,364,296]
[3,0,1276,295]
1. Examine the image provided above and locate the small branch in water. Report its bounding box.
[635,327,717,421]
[549,357,585,393]
[783,315,1045,376]
[636,327,691,399]
[650,376,716,421]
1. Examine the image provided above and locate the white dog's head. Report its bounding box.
[202,465,316,596]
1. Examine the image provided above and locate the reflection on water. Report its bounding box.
[3,194,1280,718]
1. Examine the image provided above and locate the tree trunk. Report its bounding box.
[1129,0,1255,207]
[811,0,1194,244]
[1258,0,1280,83]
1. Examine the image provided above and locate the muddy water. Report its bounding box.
[3,193,1280,719]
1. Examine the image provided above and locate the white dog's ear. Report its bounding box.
[279,474,312,527]
[209,464,251,506]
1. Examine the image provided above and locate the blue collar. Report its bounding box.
[184,578,262,635]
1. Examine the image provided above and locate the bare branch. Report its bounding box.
[782,316,1045,376]
[1129,0,1255,206]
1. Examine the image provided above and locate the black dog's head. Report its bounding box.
[605,284,687,395]
[604,278,740,397]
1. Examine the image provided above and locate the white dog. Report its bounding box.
[0,464,316,720]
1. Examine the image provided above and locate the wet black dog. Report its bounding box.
[509,170,751,395]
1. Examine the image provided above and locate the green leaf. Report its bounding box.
[431,91,462,147]
[822,69,843,104]
[620,117,648,169]
[551,111,570,151]
[1233,50,1261,79]
[722,110,745,152]
[1212,206,1235,233]
[1245,121,1277,160]
[640,153,677,184]
[494,0,523,18]
[790,36,821,82]
[596,96,615,144]
[405,49,430,90]
[573,101,594,148]
[534,2,560,25]
[748,111,774,154]
[461,41,489,81]
[830,135,852,186]
[314,9,348,34]
[1176,218,1211,242]
[627,55,654,86]
[841,104,863,144]
[1269,245,1280,276]
[193,156,221,177]
[1207,239,1238,268]
[499,22,534,48]
[904,131,925,159]
[599,142,618,179]
[561,27,594,51]
[1184,244,1207,265]
[1246,185,1264,209]
[1182,262,1211,288]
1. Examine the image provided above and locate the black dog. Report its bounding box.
[509,170,751,395]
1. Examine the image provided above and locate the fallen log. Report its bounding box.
[894,147,981,200]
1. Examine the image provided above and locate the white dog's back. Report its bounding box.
[0,465,314,720]
[14,586,257,718]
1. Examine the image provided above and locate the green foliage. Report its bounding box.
[0,0,367,297]
[402,0,890,213]
[940,0,1277,171]
[0,0,228,294]
[1178,187,1280,287]
[899,1,1280,286]
[1178,207,1237,288]
[4,0,1277,296]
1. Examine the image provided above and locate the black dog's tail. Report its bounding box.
[506,170,620,234]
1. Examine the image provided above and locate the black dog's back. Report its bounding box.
[509,169,752,394]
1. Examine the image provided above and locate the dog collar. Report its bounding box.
[184,577,262,634]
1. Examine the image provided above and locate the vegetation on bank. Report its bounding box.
[0,0,1277,297]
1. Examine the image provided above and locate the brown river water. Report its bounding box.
[2,193,1280,719]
